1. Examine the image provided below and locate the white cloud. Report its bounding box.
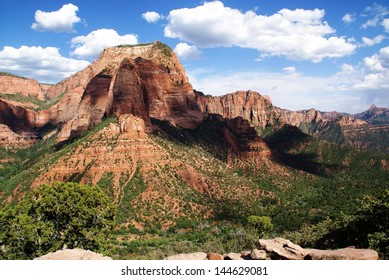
[187,46,389,113]
[342,13,355,24]
[361,3,389,29]
[282,66,297,74]
[383,18,389,32]
[164,1,356,63]
[31,3,81,32]
[70,29,138,59]
[142,11,162,23]
[174,43,203,60]
[361,35,386,46]
[0,46,89,84]
[356,46,389,90]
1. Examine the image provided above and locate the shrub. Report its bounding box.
[0,182,116,259]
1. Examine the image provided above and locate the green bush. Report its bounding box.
[0,182,116,259]
[247,215,274,238]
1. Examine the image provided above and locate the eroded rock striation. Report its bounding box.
[0,74,46,100]
[0,42,203,144]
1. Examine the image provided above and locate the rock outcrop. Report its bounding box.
[196,90,275,130]
[166,238,379,260]
[34,248,112,260]
[0,74,46,100]
[0,42,203,144]
[51,42,203,143]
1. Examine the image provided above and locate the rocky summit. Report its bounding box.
[1,42,389,260]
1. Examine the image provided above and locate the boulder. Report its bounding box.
[305,248,379,260]
[259,238,306,260]
[208,253,224,260]
[224,253,244,260]
[250,249,267,260]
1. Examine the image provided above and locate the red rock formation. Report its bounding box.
[0,74,46,100]
[196,90,275,129]
[49,42,203,142]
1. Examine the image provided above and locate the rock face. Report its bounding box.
[0,74,46,100]
[196,90,275,129]
[37,42,202,143]
[1,42,388,153]
[0,42,203,145]
[34,248,112,260]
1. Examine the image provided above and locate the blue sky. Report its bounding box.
[0,0,388,113]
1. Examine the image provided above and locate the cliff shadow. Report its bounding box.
[264,125,339,177]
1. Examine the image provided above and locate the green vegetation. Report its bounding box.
[0,92,65,111]
[1,115,388,259]
[0,93,44,107]
[0,182,116,259]
[0,116,117,204]
[0,72,25,79]
[113,223,257,260]
[153,41,172,57]
[284,190,389,259]
[247,216,274,238]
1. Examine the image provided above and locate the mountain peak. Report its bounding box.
[369,104,377,110]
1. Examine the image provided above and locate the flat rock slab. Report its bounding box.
[305,248,379,260]
[34,249,112,260]
[165,252,207,260]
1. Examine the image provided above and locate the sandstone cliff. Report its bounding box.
[0,74,46,100]
[3,42,203,143]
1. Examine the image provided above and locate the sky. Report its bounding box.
[0,0,388,113]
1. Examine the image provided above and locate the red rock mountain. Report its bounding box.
[1,42,388,153]
[0,42,204,145]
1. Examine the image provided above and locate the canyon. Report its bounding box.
[1,42,388,260]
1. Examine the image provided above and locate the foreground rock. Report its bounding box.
[166,238,379,260]
[165,252,207,260]
[34,249,112,260]
[305,248,379,260]
[259,238,306,260]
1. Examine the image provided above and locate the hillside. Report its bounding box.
[1,42,389,259]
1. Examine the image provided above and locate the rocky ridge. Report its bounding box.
[0,74,47,100]
[0,42,203,145]
[1,42,388,153]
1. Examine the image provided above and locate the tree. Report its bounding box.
[0,182,116,259]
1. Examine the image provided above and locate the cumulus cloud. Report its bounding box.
[342,13,356,24]
[187,46,389,113]
[164,1,356,63]
[361,3,389,29]
[70,29,138,59]
[31,3,81,32]
[361,35,386,46]
[356,46,389,90]
[383,18,389,32]
[142,11,162,23]
[174,43,203,60]
[0,46,89,83]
